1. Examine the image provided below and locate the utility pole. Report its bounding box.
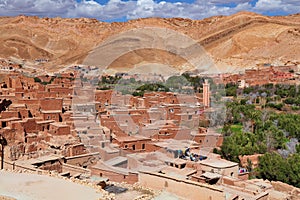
[0,134,7,170]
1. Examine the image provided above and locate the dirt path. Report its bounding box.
[0,171,103,200]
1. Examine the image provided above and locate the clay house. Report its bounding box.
[0,117,20,129]
[129,96,145,108]
[150,122,191,140]
[143,92,180,106]
[9,118,52,142]
[40,110,62,122]
[94,90,113,107]
[49,122,70,136]
[39,98,63,122]
[90,159,138,184]
[29,155,64,172]
[47,86,73,98]
[190,128,223,148]
[198,157,239,178]
[0,110,19,119]
[12,118,40,134]
[36,120,55,132]
[62,98,73,112]
[72,103,96,114]
[126,151,172,172]
[145,106,166,124]
[65,143,86,157]
[100,115,128,137]
[12,154,92,178]
[147,139,200,158]
[106,109,147,135]
[97,140,120,161]
[39,98,63,111]
[0,89,16,101]
[138,170,271,200]
[114,135,151,153]
[36,90,60,99]
[16,99,39,117]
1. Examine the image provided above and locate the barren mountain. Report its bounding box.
[0,12,299,74]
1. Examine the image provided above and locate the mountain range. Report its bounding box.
[0,12,299,74]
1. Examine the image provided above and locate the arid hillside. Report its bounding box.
[0,12,299,73]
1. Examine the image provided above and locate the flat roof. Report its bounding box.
[116,135,151,142]
[104,156,127,166]
[41,110,62,114]
[166,158,187,165]
[50,122,69,127]
[161,166,196,178]
[190,132,221,136]
[0,117,20,122]
[199,158,238,169]
[36,120,55,124]
[101,146,120,154]
[92,161,135,175]
[200,172,222,179]
[139,171,223,192]
[29,155,64,165]
[153,139,198,151]
[10,104,26,108]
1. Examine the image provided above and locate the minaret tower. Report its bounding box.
[203,79,210,108]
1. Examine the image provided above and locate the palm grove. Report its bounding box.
[215,83,300,188]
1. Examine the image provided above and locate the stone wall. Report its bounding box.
[139,171,225,200]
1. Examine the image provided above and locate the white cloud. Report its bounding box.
[254,0,282,11]
[209,0,252,4]
[0,0,299,21]
[0,0,76,16]
[129,0,156,19]
[254,0,300,13]
[67,0,104,18]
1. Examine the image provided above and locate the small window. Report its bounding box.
[132,145,136,150]
[164,181,168,187]
[142,144,145,149]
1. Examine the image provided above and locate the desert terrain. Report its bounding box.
[0,12,299,74]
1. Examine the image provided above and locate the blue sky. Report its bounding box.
[0,0,299,22]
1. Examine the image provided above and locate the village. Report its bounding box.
[0,60,299,200]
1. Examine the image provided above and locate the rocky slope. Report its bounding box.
[0,12,299,73]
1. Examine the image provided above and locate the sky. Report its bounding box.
[0,0,299,22]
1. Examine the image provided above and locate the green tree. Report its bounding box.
[34,77,41,82]
[257,153,300,188]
